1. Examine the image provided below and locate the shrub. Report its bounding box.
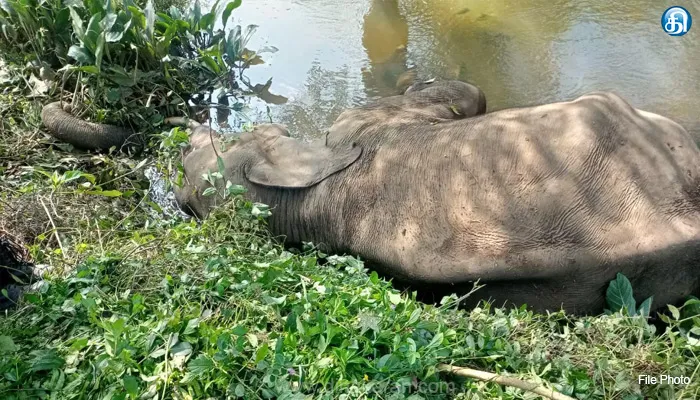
[0,0,260,136]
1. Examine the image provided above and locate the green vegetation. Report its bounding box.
[0,0,263,139]
[1,1,700,399]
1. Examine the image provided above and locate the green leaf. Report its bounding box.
[191,0,202,27]
[85,190,123,197]
[217,156,225,176]
[255,343,269,363]
[668,305,680,320]
[68,45,94,64]
[232,325,247,336]
[9,273,24,284]
[70,338,89,351]
[199,12,215,31]
[638,296,654,318]
[183,318,199,335]
[247,333,258,347]
[29,349,65,372]
[170,341,192,357]
[62,170,84,183]
[78,65,100,74]
[106,12,131,42]
[605,273,636,316]
[200,54,220,74]
[0,336,17,354]
[106,88,121,103]
[388,292,402,305]
[202,187,217,197]
[188,355,214,376]
[95,32,106,69]
[226,182,247,196]
[427,332,444,348]
[127,6,145,29]
[222,0,242,28]
[100,12,117,32]
[122,375,139,398]
[55,7,71,33]
[84,14,102,52]
[69,7,85,40]
[24,293,40,304]
[407,308,422,325]
[234,384,245,397]
[225,27,241,61]
[262,295,286,305]
[167,5,182,20]
[88,0,105,15]
[149,348,166,358]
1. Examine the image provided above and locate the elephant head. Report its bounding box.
[172,79,485,218]
[173,123,362,218]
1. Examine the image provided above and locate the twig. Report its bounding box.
[39,197,66,259]
[437,364,575,400]
[208,124,223,161]
[437,280,485,311]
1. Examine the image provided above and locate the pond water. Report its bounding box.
[209,0,699,140]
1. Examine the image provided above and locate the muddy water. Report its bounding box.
[210,0,699,140]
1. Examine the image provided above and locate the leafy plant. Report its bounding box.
[0,0,73,68]
[605,273,653,317]
[0,0,268,137]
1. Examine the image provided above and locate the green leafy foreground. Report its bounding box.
[4,207,700,400]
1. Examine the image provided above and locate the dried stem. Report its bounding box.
[437,364,576,400]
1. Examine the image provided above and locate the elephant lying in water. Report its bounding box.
[172,80,700,315]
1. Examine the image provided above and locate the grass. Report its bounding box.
[1,89,700,399]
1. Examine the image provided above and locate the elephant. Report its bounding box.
[173,79,699,315]
[41,102,134,151]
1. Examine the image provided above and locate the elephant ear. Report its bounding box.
[245,134,362,188]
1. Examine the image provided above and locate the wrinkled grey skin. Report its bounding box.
[174,80,700,315]
[41,102,133,151]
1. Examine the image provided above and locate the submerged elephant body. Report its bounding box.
[175,80,700,314]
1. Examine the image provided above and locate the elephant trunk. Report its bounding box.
[41,102,133,151]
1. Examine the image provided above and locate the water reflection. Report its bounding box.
[274,63,359,140]
[214,0,698,139]
[360,0,414,97]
